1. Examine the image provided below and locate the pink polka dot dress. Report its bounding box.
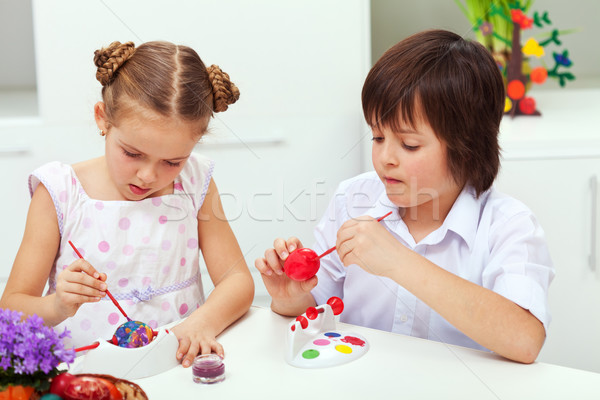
[28,153,213,348]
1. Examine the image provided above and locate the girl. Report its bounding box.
[0,41,254,368]
[255,30,554,364]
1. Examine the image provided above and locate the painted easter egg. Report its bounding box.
[284,248,320,281]
[113,320,154,348]
[62,376,122,400]
[50,372,77,397]
[40,394,63,400]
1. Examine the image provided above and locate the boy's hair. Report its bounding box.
[93,41,239,129]
[362,29,504,196]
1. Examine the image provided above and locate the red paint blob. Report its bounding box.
[284,248,320,281]
[341,336,366,347]
[327,296,344,316]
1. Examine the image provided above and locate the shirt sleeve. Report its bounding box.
[28,162,72,237]
[484,207,555,332]
[182,153,215,214]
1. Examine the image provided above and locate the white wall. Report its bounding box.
[0,0,371,303]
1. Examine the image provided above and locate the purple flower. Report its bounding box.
[0,357,11,369]
[0,308,76,389]
[13,359,25,374]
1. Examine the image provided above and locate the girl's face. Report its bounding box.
[371,116,461,214]
[96,102,207,201]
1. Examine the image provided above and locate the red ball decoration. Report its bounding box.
[327,296,344,316]
[507,80,525,100]
[284,248,320,281]
[519,96,537,115]
[295,315,308,329]
[305,306,319,320]
[530,67,548,84]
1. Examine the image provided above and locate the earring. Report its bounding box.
[99,130,106,136]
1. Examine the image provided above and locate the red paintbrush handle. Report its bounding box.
[69,240,84,259]
[74,341,100,352]
[104,290,131,321]
[68,240,131,321]
[376,211,393,222]
[317,246,337,259]
[316,211,393,259]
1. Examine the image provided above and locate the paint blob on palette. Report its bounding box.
[285,297,369,368]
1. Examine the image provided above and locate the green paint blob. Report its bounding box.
[302,349,320,359]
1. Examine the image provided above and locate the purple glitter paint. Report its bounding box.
[192,354,225,384]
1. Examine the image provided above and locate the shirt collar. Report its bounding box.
[371,185,480,250]
[436,185,480,251]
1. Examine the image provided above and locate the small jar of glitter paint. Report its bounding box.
[192,354,225,384]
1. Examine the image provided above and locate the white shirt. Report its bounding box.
[311,171,555,351]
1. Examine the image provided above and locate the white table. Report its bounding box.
[134,306,600,399]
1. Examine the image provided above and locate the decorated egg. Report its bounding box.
[63,376,122,400]
[50,372,77,397]
[113,320,154,348]
[284,248,320,281]
[40,395,63,400]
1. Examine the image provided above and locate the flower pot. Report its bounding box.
[0,386,35,400]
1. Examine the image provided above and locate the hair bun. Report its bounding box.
[94,41,136,86]
[206,65,240,112]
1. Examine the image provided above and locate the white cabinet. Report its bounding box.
[495,88,600,373]
[496,157,600,373]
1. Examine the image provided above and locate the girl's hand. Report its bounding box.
[336,216,403,277]
[54,259,107,320]
[170,319,223,368]
[254,237,318,300]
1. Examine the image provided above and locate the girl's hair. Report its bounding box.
[94,41,239,128]
[362,29,505,196]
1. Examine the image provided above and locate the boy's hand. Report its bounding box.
[254,237,318,300]
[54,259,107,320]
[336,215,402,277]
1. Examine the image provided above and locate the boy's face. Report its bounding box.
[371,116,461,214]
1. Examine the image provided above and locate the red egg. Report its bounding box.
[63,376,123,400]
[284,248,320,281]
[50,372,77,397]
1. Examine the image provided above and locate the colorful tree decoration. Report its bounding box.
[455,0,577,117]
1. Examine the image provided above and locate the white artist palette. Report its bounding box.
[285,297,369,368]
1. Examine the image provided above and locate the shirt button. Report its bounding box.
[400,315,408,322]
